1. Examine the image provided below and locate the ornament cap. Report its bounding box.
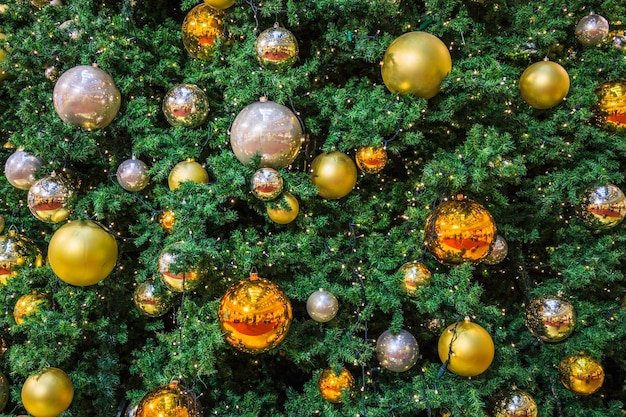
[259,96,268,102]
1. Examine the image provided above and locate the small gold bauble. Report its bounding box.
[158,243,205,293]
[0,215,4,234]
[14,291,49,325]
[0,32,9,82]
[136,381,201,417]
[181,3,225,61]
[318,367,355,403]
[355,146,388,174]
[519,60,570,109]
[310,151,358,199]
[482,234,508,265]
[21,367,74,417]
[399,261,431,296]
[437,319,494,377]
[493,389,538,417]
[575,13,610,47]
[0,371,8,413]
[158,210,176,232]
[168,159,209,190]
[116,158,150,192]
[594,80,626,131]
[4,149,44,190]
[162,84,209,128]
[133,280,172,318]
[251,168,283,201]
[218,272,292,354]
[525,296,576,342]
[255,24,299,72]
[558,354,604,395]
[266,192,299,224]
[0,231,43,285]
[203,0,234,10]
[27,174,74,223]
[579,184,626,230]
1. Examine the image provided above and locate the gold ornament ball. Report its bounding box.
[218,272,292,354]
[558,354,604,395]
[519,60,570,109]
[158,243,205,293]
[47,220,118,286]
[356,146,388,174]
[493,390,538,417]
[53,65,121,130]
[136,381,201,417]
[27,174,74,223]
[133,280,172,318]
[181,3,224,61]
[116,158,150,192]
[0,32,10,82]
[158,210,176,232]
[0,231,43,285]
[318,367,355,403]
[381,31,452,99]
[310,151,358,199]
[168,159,209,190]
[437,319,495,377]
[425,195,497,265]
[0,371,8,413]
[0,215,4,234]
[162,84,209,128]
[255,24,299,72]
[266,192,299,224]
[203,0,234,10]
[4,149,44,190]
[525,295,576,342]
[14,291,49,325]
[399,261,431,296]
[579,184,626,231]
[21,367,74,417]
[482,234,508,265]
[251,168,284,201]
[594,80,626,132]
[575,13,610,47]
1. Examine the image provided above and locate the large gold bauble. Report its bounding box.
[158,243,205,293]
[575,13,610,47]
[425,195,497,265]
[47,220,118,286]
[0,230,43,285]
[558,354,604,395]
[594,80,626,132]
[318,367,355,403]
[181,3,224,61]
[162,84,209,128]
[399,261,431,296]
[493,389,538,417]
[355,146,388,174]
[0,371,8,413]
[53,65,121,130]
[218,273,292,354]
[133,280,172,318]
[519,60,570,109]
[251,168,283,201]
[136,382,201,417]
[437,319,495,377]
[14,291,49,325]
[579,184,626,231]
[27,174,74,223]
[381,31,452,99]
[254,24,299,72]
[4,149,44,190]
[204,0,234,10]
[310,151,357,199]
[230,97,303,168]
[525,295,576,342]
[168,159,209,190]
[21,367,74,417]
[266,192,299,224]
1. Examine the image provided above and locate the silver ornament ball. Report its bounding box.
[482,234,508,265]
[4,149,44,190]
[376,329,419,372]
[117,158,150,192]
[575,13,610,47]
[306,289,339,323]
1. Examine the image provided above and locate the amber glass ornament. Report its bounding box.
[21,367,74,417]
[317,367,355,403]
[355,146,388,174]
[53,65,121,130]
[218,272,292,354]
[0,230,43,285]
[47,220,118,286]
[136,382,201,417]
[525,296,576,342]
[519,60,570,109]
[310,151,358,199]
[159,210,176,232]
[158,244,205,293]
[14,291,49,325]
[181,3,224,61]
[579,184,626,230]
[117,158,150,192]
[168,159,209,190]
[438,319,494,377]
[4,149,44,190]
[594,80,626,131]
[558,354,604,395]
[0,371,8,413]
[575,13,609,46]
[482,234,508,265]
[162,84,209,128]
[425,195,497,265]
[230,97,302,168]
[399,261,431,296]
[381,31,452,99]
[376,329,419,372]
[306,288,339,323]
[493,390,538,417]
[204,0,234,10]
[251,168,283,201]
[27,174,74,223]
[255,24,298,72]
[266,192,299,224]
[133,280,172,318]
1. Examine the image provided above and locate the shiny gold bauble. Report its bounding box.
[14,291,49,325]
[594,80,626,131]
[266,192,299,224]
[158,210,176,232]
[162,84,209,128]
[579,184,626,230]
[0,371,8,412]
[21,367,74,417]
[251,167,283,201]
[116,158,150,192]
[493,389,538,417]
[47,220,118,286]
[425,195,497,265]
[399,261,431,296]
[525,295,576,342]
[181,3,225,61]
[482,234,508,265]
[136,381,201,417]
[53,65,121,130]
[575,13,610,47]
[558,354,604,395]
[318,367,355,403]
[381,31,452,99]
[0,215,4,234]
[519,60,570,109]
[203,0,234,10]
[310,151,358,199]
[158,243,205,293]
[0,32,9,82]
[437,319,495,377]
[27,174,74,223]
[4,149,44,190]
[218,272,292,354]
[133,280,172,318]
[0,230,43,285]
[355,146,388,174]
[168,159,209,190]
[255,24,299,72]
[230,97,303,168]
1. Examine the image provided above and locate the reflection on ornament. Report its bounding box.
[594,81,626,131]
[133,280,172,317]
[182,3,224,61]
[381,31,452,99]
[437,318,494,377]
[0,231,43,285]
[356,146,388,174]
[399,261,431,296]
[317,367,355,403]
[306,289,339,322]
[218,272,292,354]
[482,234,508,265]
[4,149,44,190]
[310,151,358,199]
[136,381,201,417]
[266,192,299,224]
[168,159,209,190]
[519,60,570,109]
[525,296,576,342]
[53,65,121,130]
[28,175,73,223]
[44,66,58,81]
[21,367,74,417]
[612,33,626,50]
[0,371,8,413]
[204,0,234,10]
[158,243,205,293]
[162,84,209,128]
[117,158,150,192]
[230,97,302,168]
[575,13,609,47]
[158,210,176,232]
[251,168,283,201]
[425,195,497,265]
[579,184,626,230]
[493,390,538,417]
[376,329,419,372]
[255,24,298,72]
[14,291,49,325]
[558,354,604,395]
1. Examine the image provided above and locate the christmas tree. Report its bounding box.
[0,0,625,416]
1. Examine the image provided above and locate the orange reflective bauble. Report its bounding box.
[594,80,626,132]
[136,381,201,417]
[181,3,225,61]
[437,319,494,377]
[558,354,604,395]
[266,192,299,224]
[317,367,355,403]
[356,146,388,174]
[21,367,74,417]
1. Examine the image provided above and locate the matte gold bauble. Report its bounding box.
[27,174,74,223]
[579,184,626,230]
[575,13,610,47]
[318,367,355,403]
[437,319,494,377]
[306,288,339,323]
[162,84,209,128]
[181,3,225,61]
[519,60,570,109]
[594,80,626,131]
[399,261,431,296]
[53,65,121,130]
[0,215,4,234]
[4,149,44,190]
[116,158,150,192]
[204,0,234,10]
[482,234,508,265]
[355,146,388,174]
[47,220,118,286]
[525,295,576,342]
[493,390,538,417]
[14,291,49,325]
[218,272,292,354]
[0,32,10,82]
[158,243,205,293]
[255,24,299,72]
[251,168,283,201]
[136,381,202,417]
[0,371,8,413]
[558,354,604,395]
[168,159,209,190]
[133,280,172,318]
[158,210,176,232]
[21,367,74,417]
[310,151,358,199]
[376,329,419,372]
[381,31,452,99]
[0,230,43,285]
[230,97,303,168]
[425,195,497,265]
[266,192,299,224]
